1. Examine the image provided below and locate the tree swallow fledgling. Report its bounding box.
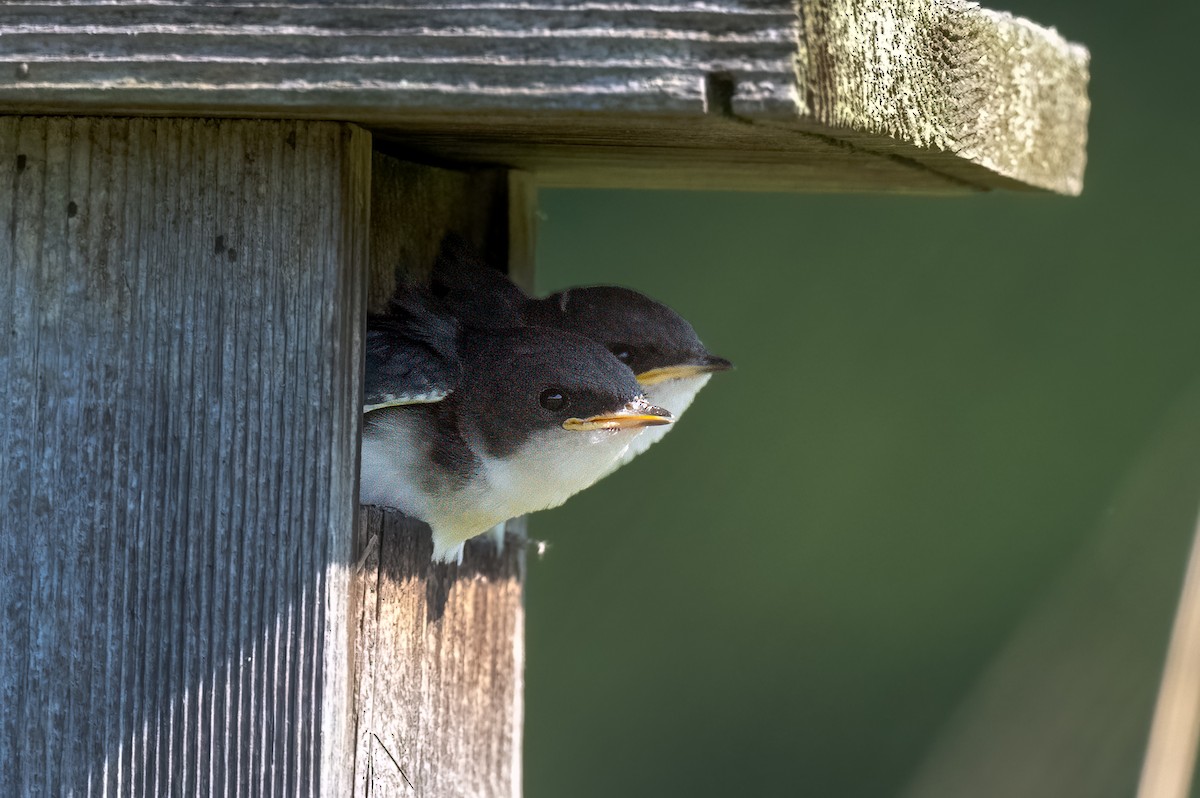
[361,293,674,564]
[429,238,732,465]
[525,286,732,466]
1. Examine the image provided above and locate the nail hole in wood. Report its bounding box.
[704,71,737,117]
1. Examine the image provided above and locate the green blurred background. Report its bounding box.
[523,1,1200,796]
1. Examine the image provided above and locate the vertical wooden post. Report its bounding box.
[352,155,534,797]
[0,118,369,796]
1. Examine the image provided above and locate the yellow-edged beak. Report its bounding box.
[636,356,733,387]
[562,400,674,431]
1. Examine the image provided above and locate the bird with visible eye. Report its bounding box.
[429,237,732,469]
[360,290,673,564]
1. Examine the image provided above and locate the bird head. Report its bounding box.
[528,286,732,390]
[459,327,673,460]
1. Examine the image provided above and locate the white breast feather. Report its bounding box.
[619,373,712,465]
[360,409,643,563]
[359,413,433,520]
[478,427,634,519]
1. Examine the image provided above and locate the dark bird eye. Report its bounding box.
[539,388,569,412]
[615,350,630,361]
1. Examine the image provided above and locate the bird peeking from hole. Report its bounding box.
[360,236,731,564]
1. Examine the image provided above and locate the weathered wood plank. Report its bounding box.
[0,0,1089,194]
[798,0,1089,195]
[366,155,515,313]
[0,117,369,796]
[355,156,532,797]
[353,509,525,798]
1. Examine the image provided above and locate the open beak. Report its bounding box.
[636,355,733,387]
[562,399,674,431]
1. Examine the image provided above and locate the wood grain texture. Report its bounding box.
[355,153,532,797]
[0,117,370,796]
[353,509,526,798]
[507,171,538,294]
[0,0,1089,194]
[799,0,1089,194]
[366,155,514,314]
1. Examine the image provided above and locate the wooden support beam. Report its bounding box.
[353,509,525,798]
[354,155,534,798]
[0,119,533,796]
[0,117,370,796]
[0,0,1089,194]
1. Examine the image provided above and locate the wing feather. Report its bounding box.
[364,288,461,413]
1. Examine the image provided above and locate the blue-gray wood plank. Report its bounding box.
[0,117,368,796]
[0,0,1090,194]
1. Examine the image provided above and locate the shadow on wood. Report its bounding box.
[352,506,526,797]
[0,117,368,795]
[358,506,526,622]
[351,154,532,797]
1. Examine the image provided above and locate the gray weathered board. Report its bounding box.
[0,117,369,795]
[0,117,530,797]
[0,0,1090,194]
[353,508,525,798]
[356,155,533,798]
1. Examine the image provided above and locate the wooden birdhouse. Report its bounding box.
[0,2,1089,795]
